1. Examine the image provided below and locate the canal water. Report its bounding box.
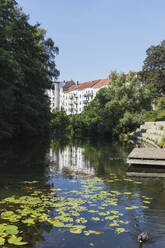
[0,139,165,248]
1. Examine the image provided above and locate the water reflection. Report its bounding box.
[48,140,130,179]
[49,146,94,176]
[0,138,50,183]
[127,165,165,178]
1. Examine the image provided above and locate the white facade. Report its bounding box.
[60,79,110,115]
[60,87,94,115]
[48,78,110,114]
[47,82,65,112]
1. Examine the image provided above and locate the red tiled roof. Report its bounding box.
[63,80,75,92]
[63,78,110,93]
[64,84,77,93]
[93,79,110,88]
[77,80,100,91]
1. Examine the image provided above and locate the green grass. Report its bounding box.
[144,109,165,122]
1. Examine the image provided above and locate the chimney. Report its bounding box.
[77,81,79,85]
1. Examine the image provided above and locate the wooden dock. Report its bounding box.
[127,148,165,166]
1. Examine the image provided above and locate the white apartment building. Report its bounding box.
[47,78,110,114]
[60,78,110,115]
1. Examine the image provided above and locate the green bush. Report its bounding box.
[156,109,165,121]
[144,109,165,122]
[161,135,165,148]
[144,111,157,122]
[157,97,165,110]
[160,125,164,130]
[51,110,70,136]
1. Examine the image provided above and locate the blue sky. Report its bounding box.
[16,0,165,83]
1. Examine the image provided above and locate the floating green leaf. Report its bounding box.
[8,236,28,245]
[69,228,82,234]
[5,225,19,235]
[0,237,5,245]
[91,217,100,221]
[125,206,139,210]
[22,218,35,225]
[115,227,125,234]
[23,181,38,184]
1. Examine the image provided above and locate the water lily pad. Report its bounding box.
[8,236,28,245]
[69,228,82,234]
[91,217,100,221]
[143,201,150,204]
[0,237,5,245]
[24,180,38,184]
[125,206,139,210]
[115,227,125,234]
[5,225,19,235]
[84,230,103,236]
[22,218,35,225]
[76,217,87,224]
[109,222,119,227]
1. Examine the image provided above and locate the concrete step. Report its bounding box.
[133,121,165,147]
[145,130,165,136]
[142,133,162,143]
[140,122,165,130]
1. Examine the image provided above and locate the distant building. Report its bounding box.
[60,78,110,115]
[47,78,110,114]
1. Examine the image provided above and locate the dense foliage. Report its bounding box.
[0,0,59,140]
[79,71,152,139]
[140,40,165,97]
[51,109,70,136]
[144,97,165,122]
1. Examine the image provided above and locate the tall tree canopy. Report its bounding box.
[140,40,165,97]
[0,0,59,139]
[76,71,152,138]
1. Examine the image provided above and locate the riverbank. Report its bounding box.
[130,121,165,148]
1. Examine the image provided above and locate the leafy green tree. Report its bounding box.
[80,71,152,139]
[0,0,59,139]
[140,40,165,96]
[51,110,70,136]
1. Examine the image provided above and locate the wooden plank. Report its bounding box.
[128,148,165,160]
[127,158,165,166]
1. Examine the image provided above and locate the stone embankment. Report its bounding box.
[132,121,165,148]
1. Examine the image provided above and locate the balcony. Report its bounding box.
[83,100,88,105]
[83,93,88,97]
[69,108,74,113]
